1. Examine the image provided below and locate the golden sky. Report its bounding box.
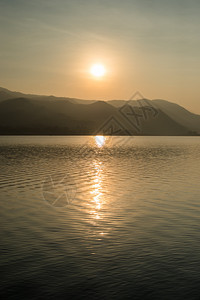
[0,0,200,113]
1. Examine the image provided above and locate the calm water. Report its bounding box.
[0,136,200,300]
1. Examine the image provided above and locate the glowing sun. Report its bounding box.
[90,64,106,78]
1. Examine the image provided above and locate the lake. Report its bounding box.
[0,136,200,299]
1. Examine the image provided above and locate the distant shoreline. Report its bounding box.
[0,134,200,137]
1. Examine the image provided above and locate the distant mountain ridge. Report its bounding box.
[0,87,199,136]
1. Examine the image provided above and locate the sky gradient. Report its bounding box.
[0,0,200,113]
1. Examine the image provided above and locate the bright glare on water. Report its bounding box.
[0,136,200,299]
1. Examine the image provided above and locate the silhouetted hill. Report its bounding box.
[0,96,117,135]
[0,87,79,104]
[108,98,200,134]
[0,87,39,101]
[0,87,199,135]
[152,99,200,133]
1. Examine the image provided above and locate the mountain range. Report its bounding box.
[0,87,199,136]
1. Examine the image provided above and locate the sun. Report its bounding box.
[90,64,106,78]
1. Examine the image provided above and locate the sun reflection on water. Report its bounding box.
[90,160,104,220]
[95,135,106,147]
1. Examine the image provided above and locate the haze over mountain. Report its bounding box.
[0,87,199,136]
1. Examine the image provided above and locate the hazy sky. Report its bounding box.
[0,0,200,112]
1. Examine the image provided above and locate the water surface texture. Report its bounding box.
[1,136,200,299]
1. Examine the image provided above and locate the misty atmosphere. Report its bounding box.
[1,1,200,300]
